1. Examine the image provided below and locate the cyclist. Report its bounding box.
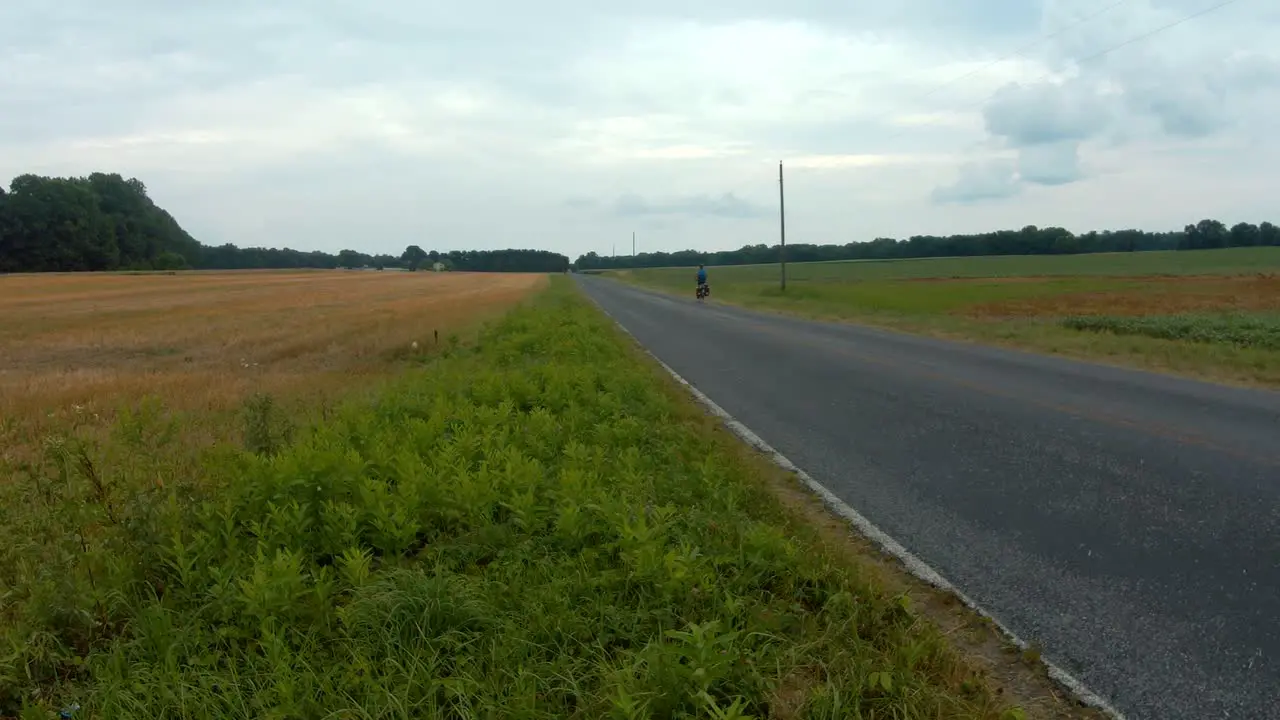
[696,264,708,298]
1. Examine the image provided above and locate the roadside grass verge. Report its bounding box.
[2,277,1031,719]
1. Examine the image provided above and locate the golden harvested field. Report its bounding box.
[0,270,545,465]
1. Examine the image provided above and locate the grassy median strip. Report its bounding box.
[3,277,1021,719]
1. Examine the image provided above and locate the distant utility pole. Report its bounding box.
[632,231,636,256]
[779,161,787,291]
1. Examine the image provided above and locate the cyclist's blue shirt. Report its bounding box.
[697,269,707,283]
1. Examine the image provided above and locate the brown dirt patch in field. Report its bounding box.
[904,276,1062,284]
[964,274,1280,318]
[0,270,544,463]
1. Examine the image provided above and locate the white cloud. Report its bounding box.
[931,159,1022,204]
[1018,141,1086,185]
[2,0,1278,259]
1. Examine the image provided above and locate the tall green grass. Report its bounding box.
[1,278,1012,719]
[1061,313,1280,350]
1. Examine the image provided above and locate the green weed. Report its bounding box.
[1061,312,1280,350]
[240,393,294,457]
[1,278,1013,719]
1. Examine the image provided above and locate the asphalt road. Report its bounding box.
[575,275,1280,720]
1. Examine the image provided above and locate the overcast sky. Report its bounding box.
[2,0,1276,259]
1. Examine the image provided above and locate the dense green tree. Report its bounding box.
[0,173,196,272]
[336,249,366,269]
[401,244,428,270]
[1261,222,1280,247]
[1230,222,1261,247]
[153,251,189,270]
[438,249,568,273]
[1181,219,1229,250]
[2,174,118,271]
[0,172,571,274]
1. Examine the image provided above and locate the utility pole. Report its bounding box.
[632,231,636,256]
[779,161,787,291]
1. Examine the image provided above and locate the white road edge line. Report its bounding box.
[580,283,1128,720]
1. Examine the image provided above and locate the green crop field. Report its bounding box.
[616,247,1280,284]
[1062,312,1280,351]
[1,277,1079,719]
[610,247,1280,387]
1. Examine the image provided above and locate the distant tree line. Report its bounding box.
[0,172,570,273]
[199,244,569,273]
[574,219,1280,271]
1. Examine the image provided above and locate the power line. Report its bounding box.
[1068,0,1242,65]
[902,0,1133,109]
[892,0,1246,142]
